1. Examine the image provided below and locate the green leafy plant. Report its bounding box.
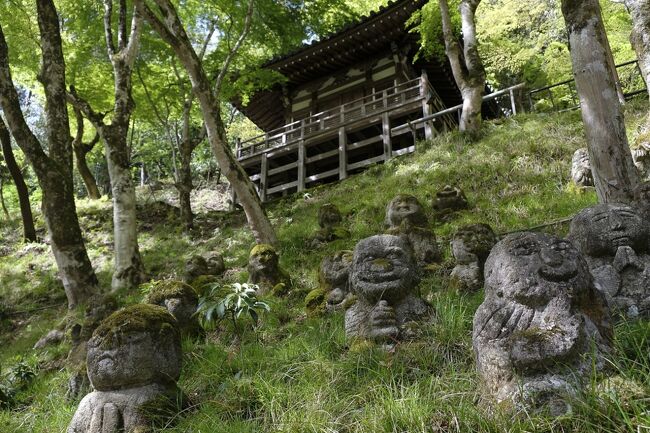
[196,282,270,335]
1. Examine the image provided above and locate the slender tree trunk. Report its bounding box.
[561,0,639,203]
[0,177,9,220]
[0,116,36,241]
[178,146,193,230]
[438,0,486,137]
[137,0,277,245]
[0,3,98,309]
[72,108,101,199]
[625,0,650,95]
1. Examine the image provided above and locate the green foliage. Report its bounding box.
[197,282,271,335]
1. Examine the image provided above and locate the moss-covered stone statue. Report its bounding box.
[345,235,432,346]
[432,185,469,217]
[183,252,226,284]
[473,232,612,416]
[568,203,650,318]
[311,203,350,245]
[248,244,291,295]
[306,250,354,314]
[385,194,440,267]
[570,148,594,187]
[144,280,202,336]
[450,224,497,292]
[67,304,185,433]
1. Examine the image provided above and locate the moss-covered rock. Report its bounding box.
[304,288,327,315]
[248,244,291,295]
[144,280,198,306]
[189,275,220,296]
[92,304,178,349]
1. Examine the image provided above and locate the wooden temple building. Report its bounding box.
[233,0,497,202]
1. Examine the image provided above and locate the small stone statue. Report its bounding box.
[473,232,612,416]
[345,235,432,345]
[145,280,202,336]
[568,203,650,318]
[385,194,440,266]
[184,252,225,284]
[571,148,593,187]
[67,304,184,433]
[632,140,650,180]
[248,244,291,295]
[432,185,469,215]
[450,224,497,292]
[312,203,350,245]
[320,250,353,311]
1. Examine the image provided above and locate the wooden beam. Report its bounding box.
[382,111,392,160]
[338,126,348,180]
[260,153,268,202]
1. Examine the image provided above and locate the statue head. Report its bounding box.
[350,235,419,304]
[87,304,182,392]
[318,203,343,229]
[452,223,497,265]
[319,250,353,291]
[569,204,649,257]
[248,244,279,274]
[385,194,428,228]
[145,281,199,333]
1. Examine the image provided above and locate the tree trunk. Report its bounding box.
[0,116,36,241]
[178,145,193,230]
[0,177,8,220]
[0,4,98,309]
[136,0,278,245]
[438,0,486,137]
[72,108,101,199]
[625,0,650,96]
[561,0,639,203]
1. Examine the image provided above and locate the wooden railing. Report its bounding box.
[236,76,431,160]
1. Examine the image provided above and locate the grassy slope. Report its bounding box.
[0,102,649,432]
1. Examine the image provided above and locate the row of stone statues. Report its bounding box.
[572,146,650,187]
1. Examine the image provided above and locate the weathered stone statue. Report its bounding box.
[248,244,291,295]
[312,203,350,245]
[67,304,184,433]
[571,148,594,187]
[473,232,612,415]
[568,203,650,318]
[632,141,650,180]
[385,194,440,266]
[184,252,225,284]
[450,224,497,291]
[321,250,353,311]
[145,280,202,336]
[345,235,432,345]
[633,181,650,222]
[432,185,469,215]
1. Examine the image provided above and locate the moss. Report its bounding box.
[93,304,178,348]
[250,244,277,259]
[331,226,351,239]
[304,288,326,314]
[343,294,358,310]
[272,282,289,296]
[144,280,198,305]
[189,275,220,296]
[371,258,392,270]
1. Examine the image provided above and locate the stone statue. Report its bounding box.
[345,235,432,345]
[473,232,612,416]
[568,203,650,318]
[385,194,440,266]
[145,280,202,336]
[183,252,225,284]
[432,185,469,215]
[67,304,185,433]
[571,148,593,187]
[320,250,353,311]
[633,181,650,222]
[312,203,350,245]
[248,244,291,295]
[450,224,497,292]
[632,141,650,180]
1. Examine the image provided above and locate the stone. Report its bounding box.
[248,244,291,295]
[345,235,432,345]
[450,224,497,292]
[473,232,612,416]
[184,252,225,283]
[205,253,226,276]
[568,203,650,319]
[318,250,354,311]
[633,181,650,222]
[571,148,594,187]
[33,329,65,349]
[311,204,350,245]
[67,304,184,433]
[432,185,469,214]
[385,195,440,266]
[144,280,202,336]
[632,140,650,180]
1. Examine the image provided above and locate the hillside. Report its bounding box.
[0,101,649,432]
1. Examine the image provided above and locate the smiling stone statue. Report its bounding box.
[345,235,432,345]
[568,203,650,318]
[67,304,184,433]
[473,232,612,416]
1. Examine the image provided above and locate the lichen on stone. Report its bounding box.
[305,288,327,314]
[250,244,276,259]
[144,280,198,305]
[93,304,178,348]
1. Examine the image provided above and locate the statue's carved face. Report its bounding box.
[249,248,279,273]
[351,235,418,303]
[485,232,590,307]
[319,204,342,228]
[386,195,426,227]
[321,250,353,288]
[570,204,648,257]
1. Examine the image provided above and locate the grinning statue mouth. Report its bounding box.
[610,235,631,247]
[538,262,578,282]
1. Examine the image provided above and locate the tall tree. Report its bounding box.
[0,115,36,241]
[68,0,146,291]
[71,108,102,199]
[135,0,277,245]
[0,0,98,308]
[623,0,650,96]
[438,0,486,136]
[561,0,639,203]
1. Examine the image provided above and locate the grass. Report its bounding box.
[0,100,649,432]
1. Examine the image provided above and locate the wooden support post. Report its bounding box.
[420,72,433,140]
[338,126,348,180]
[235,137,241,159]
[509,88,517,116]
[298,119,306,192]
[382,112,392,160]
[260,153,268,203]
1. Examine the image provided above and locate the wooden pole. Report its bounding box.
[421,71,434,140]
[298,119,306,192]
[260,153,268,202]
[382,112,392,160]
[338,126,348,180]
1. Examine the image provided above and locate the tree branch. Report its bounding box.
[67,86,106,128]
[103,0,116,56]
[118,0,128,50]
[438,0,469,89]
